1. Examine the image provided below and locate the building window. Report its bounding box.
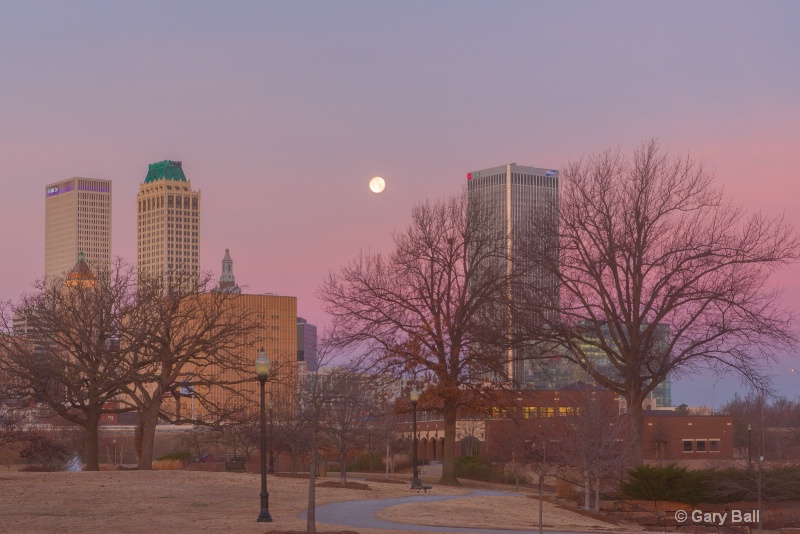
[709,440,719,452]
[683,440,693,452]
[696,440,706,452]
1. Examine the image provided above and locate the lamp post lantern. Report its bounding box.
[410,389,421,489]
[255,347,273,522]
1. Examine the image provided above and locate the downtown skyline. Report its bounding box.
[1,1,799,406]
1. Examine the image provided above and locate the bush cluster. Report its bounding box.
[347,451,385,472]
[621,464,800,505]
[454,456,530,485]
[158,450,191,461]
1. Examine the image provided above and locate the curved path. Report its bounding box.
[302,490,600,534]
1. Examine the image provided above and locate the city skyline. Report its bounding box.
[1,2,799,407]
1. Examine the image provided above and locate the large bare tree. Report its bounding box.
[0,260,138,470]
[522,140,798,465]
[318,194,514,485]
[119,271,260,469]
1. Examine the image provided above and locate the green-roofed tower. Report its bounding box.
[144,160,188,184]
[137,159,201,287]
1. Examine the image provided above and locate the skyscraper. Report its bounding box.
[137,160,200,283]
[296,317,318,372]
[466,163,560,385]
[45,177,112,279]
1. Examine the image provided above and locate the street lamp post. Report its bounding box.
[268,399,275,474]
[748,424,752,465]
[410,389,421,489]
[255,347,273,523]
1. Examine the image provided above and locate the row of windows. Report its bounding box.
[77,181,111,193]
[491,406,583,418]
[682,439,720,452]
[138,196,199,212]
[511,172,558,188]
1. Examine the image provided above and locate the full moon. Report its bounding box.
[369,176,386,193]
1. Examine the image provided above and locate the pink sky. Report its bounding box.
[1,1,798,406]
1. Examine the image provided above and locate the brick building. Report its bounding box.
[642,410,734,461]
[398,388,734,465]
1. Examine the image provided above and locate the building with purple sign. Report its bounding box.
[45,177,112,279]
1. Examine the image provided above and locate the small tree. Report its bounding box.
[323,368,377,485]
[561,388,628,511]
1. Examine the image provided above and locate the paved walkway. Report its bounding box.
[302,489,600,534]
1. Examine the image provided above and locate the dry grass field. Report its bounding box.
[0,469,635,533]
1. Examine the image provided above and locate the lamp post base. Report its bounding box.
[257,492,273,523]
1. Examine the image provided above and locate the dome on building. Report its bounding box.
[64,251,96,287]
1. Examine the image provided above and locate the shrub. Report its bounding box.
[556,478,578,499]
[158,450,191,461]
[153,459,185,470]
[19,434,69,471]
[454,455,492,481]
[393,458,412,473]
[621,464,711,506]
[347,451,385,472]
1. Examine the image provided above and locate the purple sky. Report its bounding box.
[1,1,798,407]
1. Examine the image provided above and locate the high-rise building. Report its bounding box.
[466,163,560,386]
[175,293,298,420]
[45,177,112,279]
[297,317,318,372]
[137,160,200,283]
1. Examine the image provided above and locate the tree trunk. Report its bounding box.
[307,433,317,533]
[626,394,645,466]
[583,470,590,510]
[538,473,544,534]
[136,400,162,470]
[439,403,460,486]
[84,409,101,471]
[595,477,601,512]
[340,452,347,485]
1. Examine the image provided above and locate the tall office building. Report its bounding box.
[466,163,560,386]
[297,317,318,372]
[45,178,112,279]
[137,160,200,283]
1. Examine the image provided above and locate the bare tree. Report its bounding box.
[522,140,799,465]
[318,194,514,486]
[0,260,138,470]
[0,407,25,447]
[526,431,564,534]
[560,388,628,512]
[273,403,311,474]
[175,426,218,463]
[299,360,339,533]
[119,271,260,470]
[321,369,370,485]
